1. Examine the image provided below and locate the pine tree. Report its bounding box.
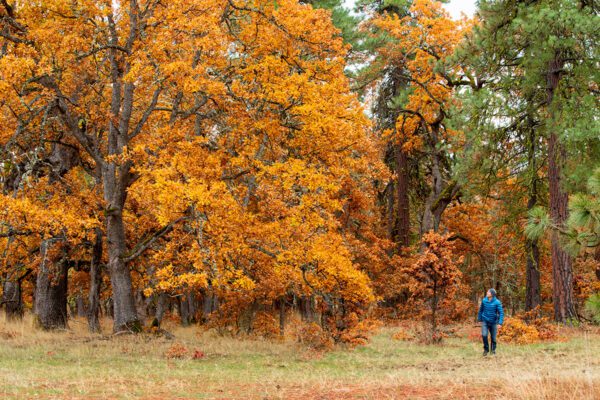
[463,0,600,321]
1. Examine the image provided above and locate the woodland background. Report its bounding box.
[0,0,599,349]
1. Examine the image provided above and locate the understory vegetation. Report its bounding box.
[1,316,599,399]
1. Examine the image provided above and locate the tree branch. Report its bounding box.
[122,216,189,263]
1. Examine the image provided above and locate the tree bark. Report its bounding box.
[103,158,140,332]
[201,289,216,322]
[394,143,411,248]
[546,55,576,322]
[2,279,24,320]
[151,293,169,327]
[278,297,286,337]
[525,235,541,311]
[178,294,191,326]
[375,66,411,250]
[75,295,86,318]
[187,291,197,323]
[34,239,69,330]
[87,228,103,333]
[525,130,541,312]
[420,126,459,238]
[299,295,316,323]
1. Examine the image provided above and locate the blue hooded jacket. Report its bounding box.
[478,294,504,325]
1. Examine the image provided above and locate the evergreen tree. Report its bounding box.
[460,0,600,321]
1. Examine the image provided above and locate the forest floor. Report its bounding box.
[0,316,599,399]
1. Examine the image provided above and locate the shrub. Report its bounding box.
[252,311,281,339]
[585,293,600,324]
[164,342,188,359]
[499,308,559,344]
[500,317,541,344]
[392,328,414,341]
[337,315,382,347]
[296,322,334,351]
[402,232,465,343]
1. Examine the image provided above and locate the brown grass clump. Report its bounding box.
[505,377,600,400]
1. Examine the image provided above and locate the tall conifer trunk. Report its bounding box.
[546,55,576,322]
[525,129,541,311]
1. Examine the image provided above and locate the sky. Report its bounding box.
[444,0,477,19]
[342,0,478,20]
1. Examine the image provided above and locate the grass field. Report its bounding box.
[1,316,599,399]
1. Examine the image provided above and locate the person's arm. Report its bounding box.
[477,300,484,322]
[497,301,504,326]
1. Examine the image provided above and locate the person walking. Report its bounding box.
[477,288,504,356]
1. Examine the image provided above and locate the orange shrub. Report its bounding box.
[296,323,334,351]
[252,312,280,339]
[337,315,382,347]
[164,342,188,359]
[392,328,414,341]
[500,317,541,344]
[499,308,560,344]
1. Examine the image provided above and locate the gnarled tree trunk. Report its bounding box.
[420,126,459,237]
[104,192,139,332]
[34,239,69,330]
[151,292,169,328]
[2,278,24,320]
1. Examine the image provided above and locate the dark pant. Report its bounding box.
[481,322,497,353]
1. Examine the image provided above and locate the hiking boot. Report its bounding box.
[483,351,489,356]
[491,350,496,355]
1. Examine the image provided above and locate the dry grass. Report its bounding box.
[0,315,599,399]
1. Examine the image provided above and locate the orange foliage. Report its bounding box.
[401,232,466,342]
[499,308,560,344]
[164,342,189,360]
[0,0,387,336]
[369,0,472,150]
[295,322,334,351]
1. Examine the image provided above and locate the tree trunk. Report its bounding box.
[525,129,541,312]
[525,237,541,311]
[187,291,197,323]
[2,279,24,320]
[375,66,411,249]
[279,297,286,337]
[76,295,86,318]
[151,293,169,327]
[395,143,411,249]
[34,239,69,330]
[420,128,459,238]
[546,55,576,322]
[299,295,316,323]
[87,228,103,333]
[431,280,438,342]
[104,298,114,319]
[201,289,216,323]
[105,208,140,332]
[178,294,191,326]
[595,246,600,281]
[135,290,148,322]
